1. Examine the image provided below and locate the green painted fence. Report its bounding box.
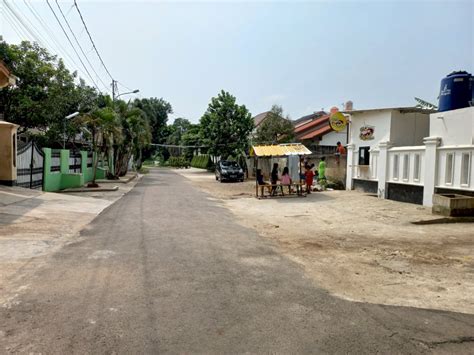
[42,148,108,192]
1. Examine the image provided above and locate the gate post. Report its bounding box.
[60,149,69,174]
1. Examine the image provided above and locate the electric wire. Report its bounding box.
[73,0,114,81]
[22,0,91,80]
[55,0,110,92]
[3,0,45,46]
[45,0,101,91]
[3,9,27,40]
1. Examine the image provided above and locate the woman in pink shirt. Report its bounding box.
[280,167,292,194]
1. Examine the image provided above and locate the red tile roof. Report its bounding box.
[294,114,330,133]
[299,125,332,140]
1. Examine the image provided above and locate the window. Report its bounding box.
[413,154,421,182]
[358,146,370,165]
[461,152,471,186]
[393,154,399,180]
[445,153,454,185]
[402,154,409,181]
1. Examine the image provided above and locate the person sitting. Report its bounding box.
[280,166,292,195]
[256,169,271,196]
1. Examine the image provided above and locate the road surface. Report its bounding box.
[1,169,473,353]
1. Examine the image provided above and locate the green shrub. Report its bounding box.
[168,156,190,168]
[191,154,212,169]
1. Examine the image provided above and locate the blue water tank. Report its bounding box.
[438,71,473,112]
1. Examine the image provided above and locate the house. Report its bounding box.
[345,106,474,206]
[0,60,18,186]
[0,60,16,89]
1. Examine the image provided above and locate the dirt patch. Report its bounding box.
[176,168,474,314]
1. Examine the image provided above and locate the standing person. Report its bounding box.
[305,165,314,194]
[280,166,292,195]
[271,163,279,196]
[318,157,327,189]
[335,141,346,164]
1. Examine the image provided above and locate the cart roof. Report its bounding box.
[249,143,312,157]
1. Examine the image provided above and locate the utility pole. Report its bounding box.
[111,80,118,101]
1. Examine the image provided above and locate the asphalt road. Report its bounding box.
[1,169,473,354]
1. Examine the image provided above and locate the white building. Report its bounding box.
[345,106,474,206]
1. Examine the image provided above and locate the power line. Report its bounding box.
[73,0,114,81]
[3,9,26,40]
[45,0,101,91]
[3,0,45,46]
[22,0,89,79]
[55,0,110,92]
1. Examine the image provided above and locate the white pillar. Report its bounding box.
[423,136,441,207]
[377,141,392,199]
[346,143,355,190]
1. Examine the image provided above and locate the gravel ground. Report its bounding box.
[176,168,474,314]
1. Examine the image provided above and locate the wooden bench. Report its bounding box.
[256,182,306,198]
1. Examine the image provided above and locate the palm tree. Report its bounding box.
[76,107,118,186]
[113,100,150,176]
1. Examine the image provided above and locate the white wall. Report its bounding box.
[320,128,348,146]
[387,147,426,185]
[430,107,474,145]
[349,110,392,149]
[390,111,430,146]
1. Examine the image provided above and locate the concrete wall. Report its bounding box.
[390,111,430,146]
[430,107,474,145]
[43,149,107,192]
[0,122,18,183]
[319,128,348,146]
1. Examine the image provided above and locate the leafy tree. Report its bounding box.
[132,97,172,143]
[199,90,254,159]
[0,40,98,146]
[166,118,193,156]
[255,104,295,144]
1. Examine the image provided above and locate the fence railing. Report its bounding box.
[436,145,474,190]
[69,150,82,173]
[387,146,425,185]
[51,149,61,172]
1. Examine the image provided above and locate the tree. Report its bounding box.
[166,118,193,157]
[200,90,254,159]
[113,100,151,175]
[132,97,172,143]
[255,105,295,144]
[76,107,117,186]
[0,40,98,146]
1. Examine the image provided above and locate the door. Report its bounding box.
[16,141,44,189]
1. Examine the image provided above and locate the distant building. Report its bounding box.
[293,110,348,156]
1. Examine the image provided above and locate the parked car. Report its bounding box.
[215,160,244,182]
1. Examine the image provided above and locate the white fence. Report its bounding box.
[436,146,474,190]
[387,146,425,185]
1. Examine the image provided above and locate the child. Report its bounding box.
[256,169,271,197]
[271,163,279,196]
[318,157,327,189]
[305,165,314,194]
[280,166,292,195]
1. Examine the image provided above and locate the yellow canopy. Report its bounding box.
[249,143,312,157]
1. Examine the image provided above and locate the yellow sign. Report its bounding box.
[329,112,347,132]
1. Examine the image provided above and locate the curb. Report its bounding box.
[59,186,119,193]
[96,173,138,184]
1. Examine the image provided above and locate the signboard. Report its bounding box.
[329,112,348,132]
[359,125,375,140]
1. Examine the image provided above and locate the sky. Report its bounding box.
[1,0,473,123]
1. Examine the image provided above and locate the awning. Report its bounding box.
[249,143,312,157]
